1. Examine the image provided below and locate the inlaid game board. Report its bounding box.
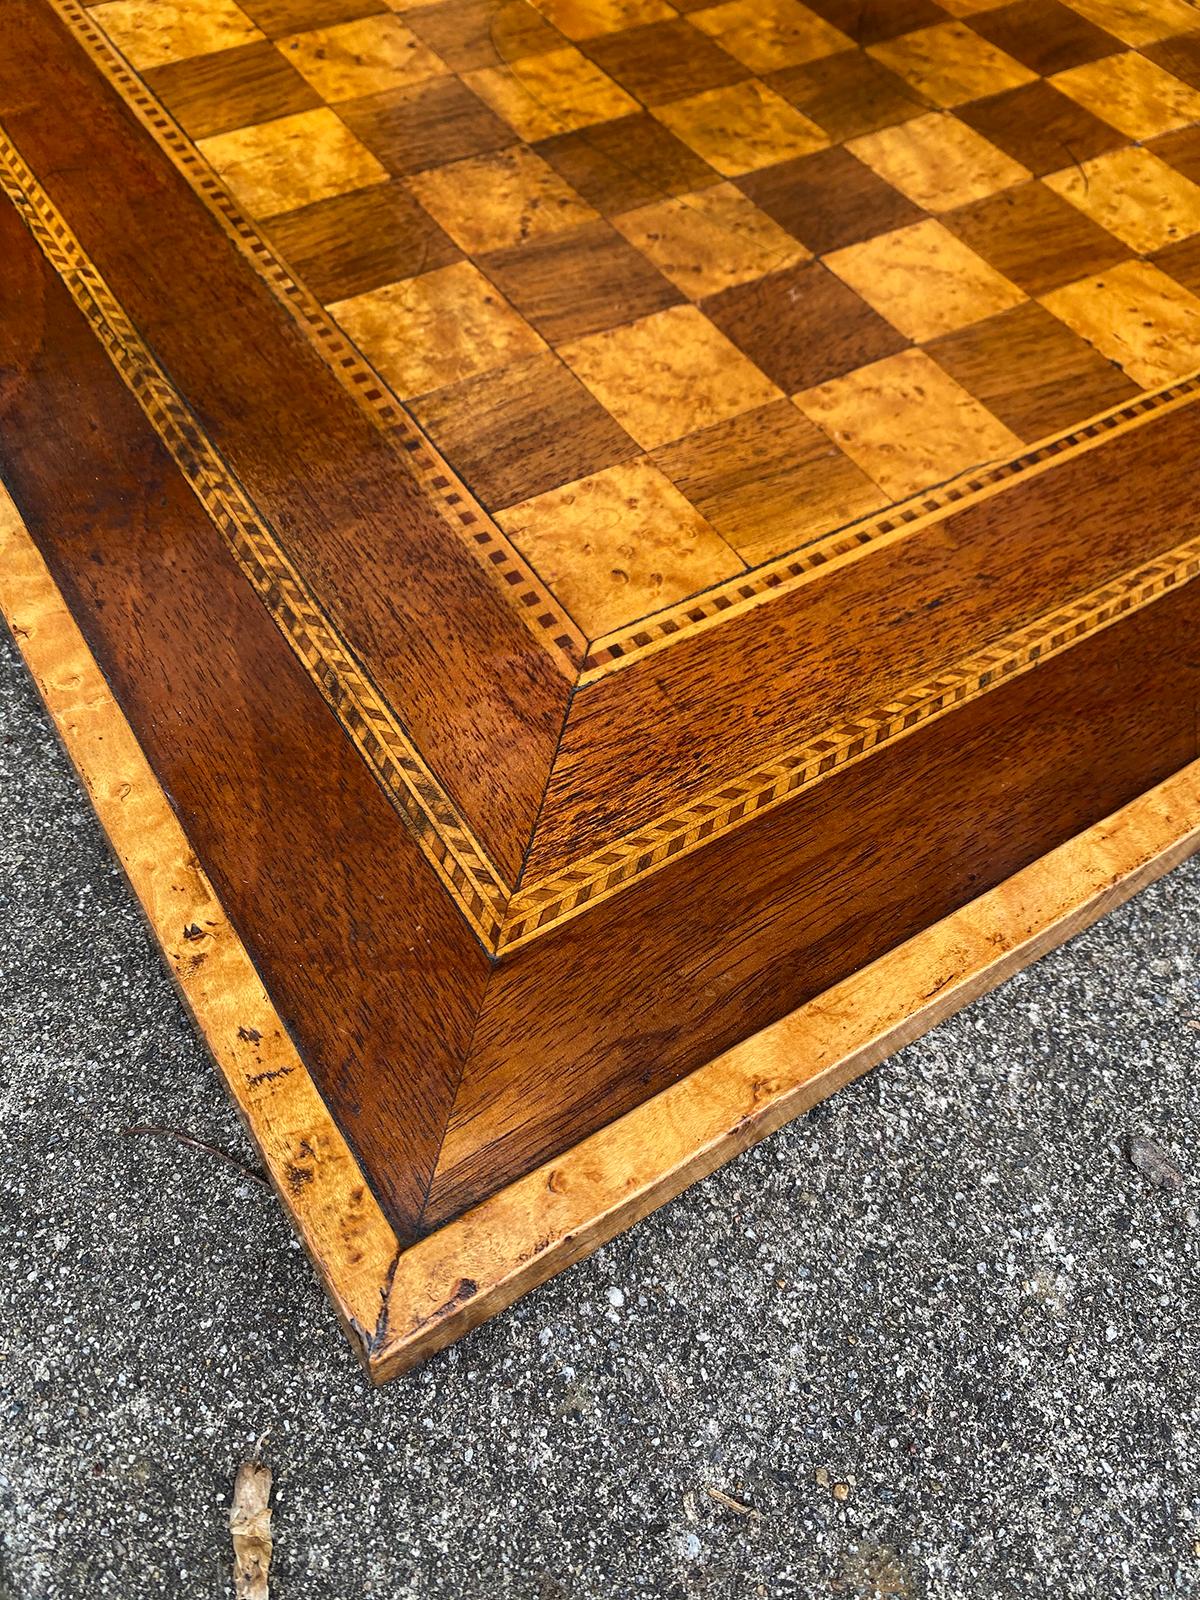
[2,0,1200,1377]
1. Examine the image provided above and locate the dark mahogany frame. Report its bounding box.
[4,0,1200,1374]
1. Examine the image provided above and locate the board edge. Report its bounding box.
[4,472,1199,1384]
[368,755,1200,1383]
[0,478,401,1372]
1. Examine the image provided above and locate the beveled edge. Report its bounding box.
[368,756,1200,1382]
[0,479,401,1371]
[6,467,1200,1385]
[8,50,1200,963]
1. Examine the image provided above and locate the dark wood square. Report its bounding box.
[926,301,1139,442]
[584,19,748,106]
[1143,33,1200,92]
[411,351,638,509]
[969,0,1122,77]
[1149,127,1200,187]
[534,113,720,214]
[765,50,931,140]
[236,0,385,36]
[798,0,948,46]
[479,221,683,344]
[142,42,321,140]
[405,0,563,73]
[703,259,908,393]
[958,80,1124,178]
[1152,233,1200,297]
[738,146,925,256]
[264,181,460,304]
[339,76,512,177]
[652,400,884,562]
[945,180,1130,297]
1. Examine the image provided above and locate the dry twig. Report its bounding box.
[120,1124,269,1189]
[707,1486,761,1519]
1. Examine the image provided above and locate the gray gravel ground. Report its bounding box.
[2,619,1199,1600]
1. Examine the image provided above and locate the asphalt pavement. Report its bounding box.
[2,623,1198,1600]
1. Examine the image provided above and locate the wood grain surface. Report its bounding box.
[47,0,1200,662]
[0,482,403,1357]
[0,180,486,1235]
[373,755,1200,1380]
[3,0,1200,1375]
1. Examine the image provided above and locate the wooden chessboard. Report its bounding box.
[2,0,1200,1378]
[92,0,1200,660]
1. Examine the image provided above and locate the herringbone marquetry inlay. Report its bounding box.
[10,0,1200,1377]
[500,533,1200,947]
[8,113,1200,952]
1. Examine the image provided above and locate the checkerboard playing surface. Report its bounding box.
[88,0,1200,637]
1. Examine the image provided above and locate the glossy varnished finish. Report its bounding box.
[56,0,1200,661]
[430,579,1200,1222]
[0,184,487,1234]
[3,0,1200,1375]
[0,0,576,881]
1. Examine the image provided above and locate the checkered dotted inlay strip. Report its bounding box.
[0,124,513,949]
[499,529,1200,949]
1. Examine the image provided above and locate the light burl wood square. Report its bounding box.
[1052,53,1200,141]
[496,457,743,634]
[408,147,596,252]
[688,0,851,73]
[613,183,809,299]
[527,0,676,38]
[652,80,828,177]
[1044,147,1200,255]
[849,112,1030,213]
[464,47,638,140]
[1060,0,1200,47]
[868,22,1036,108]
[825,219,1026,342]
[276,15,450,101]
[198,106,387,216]
[795,347,1023,500]
[90,0,262,68]
[1042,259,1200,387]
[331,260,545,395]
[560,303,781,449]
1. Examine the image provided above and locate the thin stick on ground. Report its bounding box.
[119,1124,269,1188]
[707,1486,761,1519]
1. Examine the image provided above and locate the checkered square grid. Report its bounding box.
[88,0,1200,639]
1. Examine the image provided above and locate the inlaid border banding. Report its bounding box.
[371,756,1200,1378]
[46,0,587,677]
[6,471,1196,1379]
[580,372,1200,679]
[499,535,1200,947]
[0,125,512,950]
[7,47,1200,957]
[8,109,1200,954]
